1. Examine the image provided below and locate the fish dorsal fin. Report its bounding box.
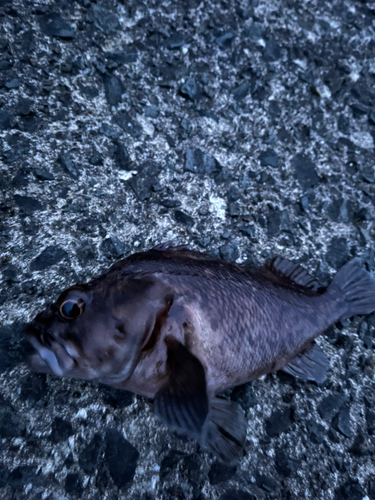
[152,241,189,252]
[152,242,216,262]
[266,256,319,291]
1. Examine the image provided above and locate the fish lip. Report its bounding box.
[24,322,77,377]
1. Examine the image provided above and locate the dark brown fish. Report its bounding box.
[25,243,375,462]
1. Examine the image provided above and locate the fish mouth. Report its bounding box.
[24,323,76,377]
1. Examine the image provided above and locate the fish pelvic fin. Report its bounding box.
[201,398,247,464]
[328,257,375,319]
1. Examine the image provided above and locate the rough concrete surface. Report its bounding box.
[0,0,375,498]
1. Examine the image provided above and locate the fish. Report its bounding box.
[25,243,375,463]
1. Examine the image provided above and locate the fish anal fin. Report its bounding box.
[154,338,246,463]
[266,256,319,291]
[282,343,329,384]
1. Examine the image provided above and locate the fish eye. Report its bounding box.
[59,298,85,321]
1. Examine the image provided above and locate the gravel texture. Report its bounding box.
[1,0,375,498]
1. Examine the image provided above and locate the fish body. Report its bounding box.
[25,244,375,462]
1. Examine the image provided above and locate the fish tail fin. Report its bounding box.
[201,398,246,464]
[328,257,375,319]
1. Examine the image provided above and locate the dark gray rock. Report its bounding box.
[0,110,14,130]
[349,433,372,456]
[39,12,75,39]
[5,78,21,90]
[231,385,257,409]
[3,135,29,162]
[231,82,249,100]
[30,246,68,271]
[264,37,281,61]
[79,434,104,475]
[360,167,375,184]
[101,387,133,409]
[366,410,375,435]
[185,148,221,177]
[65,473,83,497]
[292,155,320,190]
[0,403,26,438]
[100,236,129,259]
[219,241,240,262]
[326,237,349,270]
[238,225,256,239]
[115,142,131,170]
[180,77,198,100]
[1,264,17,283]
[76,240,97,263]
[334,480,365,500]
[104,429,139,489]
[326,199,353,223]
[113,113,143,138]
[58,151,79,178]
[14,195,44,214]
[256,473,277,492]
[20,374,47,403]
[34,168,54,181]
[265,407,293,437]
[174,210,194,225]
[228,202,241,217]
[100,123,120,140]
[318,393,348,420]
[368,479,375,499]
[226,185,241,202]
[128,161,162,201]
[307,420,325,444]
[220,490,256,500]
[166,32,186,49]
[259,148,279,168]
[103,74,124,107]
[0,465,43,490]
[50,417,73,443]
[15,98,32,116]
[92,5,119,34]
[208,462,237,485]
[80,85,99,100]
[332,405,353,438]
[274,448,299,478]
[144,106,160,118]
[89,149,103,166]
[216,31,235,49]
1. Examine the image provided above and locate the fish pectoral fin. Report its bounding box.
[154,338,246,463]
[282,343,329,384]
[154,337,209,437]
[201,398,247,464]
[265,256,319,291]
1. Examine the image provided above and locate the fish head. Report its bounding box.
[25,278,173,385]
